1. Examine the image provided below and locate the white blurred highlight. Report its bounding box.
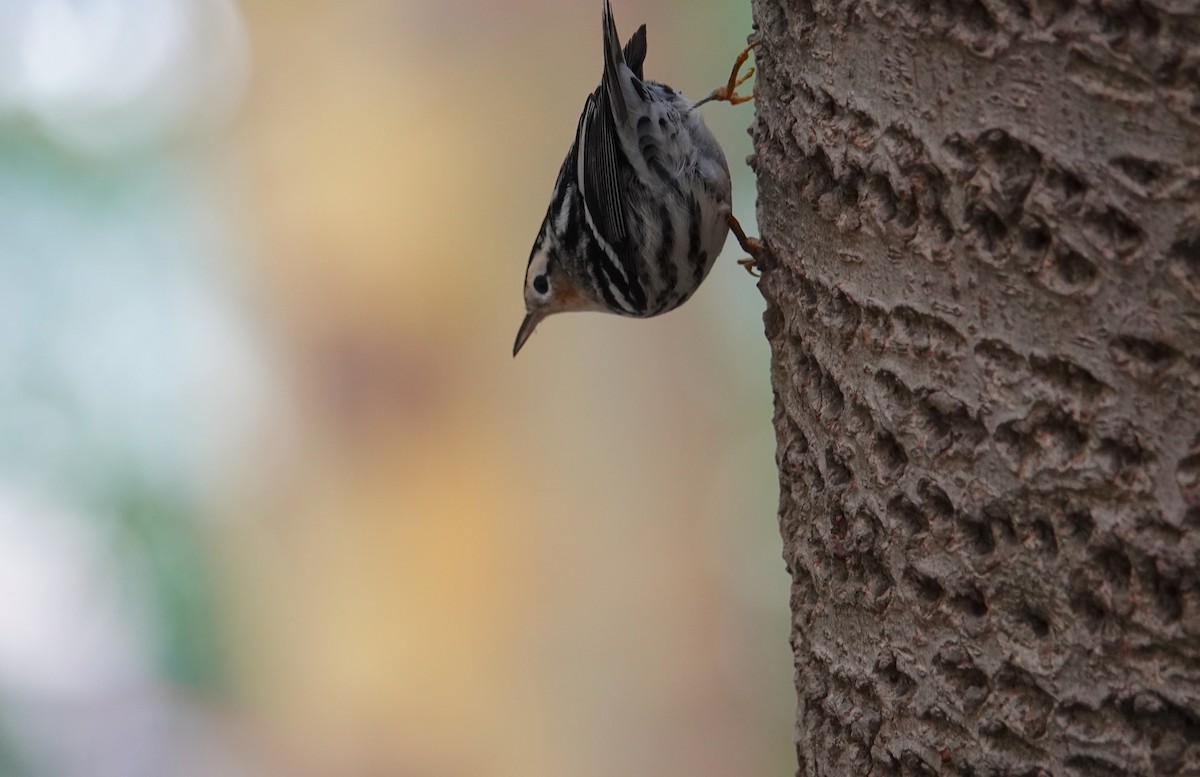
[0,488,152,699]
[0,0,248,153]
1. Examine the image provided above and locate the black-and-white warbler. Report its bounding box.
[513,0,761,356]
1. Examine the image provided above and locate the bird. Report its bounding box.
[513,0,761,357]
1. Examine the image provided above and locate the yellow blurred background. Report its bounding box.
[0,1,790,775]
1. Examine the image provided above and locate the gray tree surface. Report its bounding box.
[748,2,1200,775]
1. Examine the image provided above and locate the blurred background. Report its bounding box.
[0,0,789,775]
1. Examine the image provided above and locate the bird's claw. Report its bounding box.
[709,41,760,105]
[726,212,764,277]
[737,257,761,277]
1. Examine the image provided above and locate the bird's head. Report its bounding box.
[513,237,602,357]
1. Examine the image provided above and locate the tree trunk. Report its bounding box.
[749,2,1200,775]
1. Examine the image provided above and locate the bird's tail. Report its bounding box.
[601,1,628,119]
[602,2,648,120]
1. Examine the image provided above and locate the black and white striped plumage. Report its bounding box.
[513,0,733,356]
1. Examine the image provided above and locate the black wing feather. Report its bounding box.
[580,93,628,245]
[582,1,648,247]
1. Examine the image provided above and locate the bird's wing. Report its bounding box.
[578,2,648,248]
[578,91,629,246]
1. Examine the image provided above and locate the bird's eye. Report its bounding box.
[533,274,550,295]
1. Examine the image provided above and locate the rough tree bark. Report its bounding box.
[749,2,1200,775]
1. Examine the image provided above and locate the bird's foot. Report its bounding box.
[704,41,760,106]
[727,212,763,277]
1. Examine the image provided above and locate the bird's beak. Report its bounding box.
[513,311,545,357]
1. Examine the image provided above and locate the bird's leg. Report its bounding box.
[696,41,760,107]
[727,212,763,277]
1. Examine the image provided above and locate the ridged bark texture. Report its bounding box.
[750,2,1200,776]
